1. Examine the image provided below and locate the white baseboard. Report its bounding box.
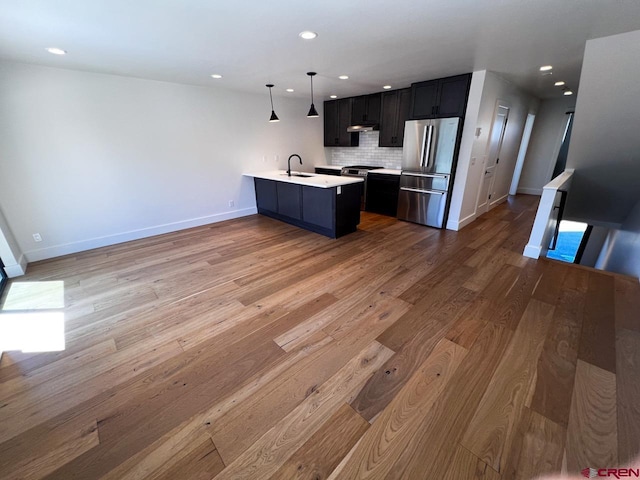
[24,207,257,262]
[523,244,542,259]
[446,212,477,231]
[517,187,543,196]
[3,254,27,277]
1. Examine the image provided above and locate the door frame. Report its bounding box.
[510,113,536,195]
[476,100,510,215]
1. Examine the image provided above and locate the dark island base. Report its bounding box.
[254,178,362,239]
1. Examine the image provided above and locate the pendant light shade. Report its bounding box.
[306,72,319,118]
[266,84,280,122]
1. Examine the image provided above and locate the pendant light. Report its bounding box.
[266,84,280,122]
[306,72,319,118]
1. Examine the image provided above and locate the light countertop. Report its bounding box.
[244,170,364,189]
[371,169,402,175]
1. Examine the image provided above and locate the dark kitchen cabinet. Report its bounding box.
[410,73,471,119]
[276,182,302,220]
[379,88,412,147]
[366,173,400,217]
[351,93,381,125]
[253,177,362,238]
[302,187,334,229]
[324,98,359,147]
[254,178,278,212]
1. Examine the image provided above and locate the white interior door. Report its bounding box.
[477,104,509,213]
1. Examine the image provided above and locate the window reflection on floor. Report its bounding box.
[0,281,66,353]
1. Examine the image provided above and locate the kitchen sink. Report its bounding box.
[281,173,313,178]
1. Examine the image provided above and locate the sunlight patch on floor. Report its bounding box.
[0,311,65,352]
[0,281,66,353]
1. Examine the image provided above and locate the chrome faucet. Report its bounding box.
[287,154,302,177]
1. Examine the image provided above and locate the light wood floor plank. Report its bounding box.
[460,299,555,473]
[616,328,640,465]
[336,339,467,479]
[213,341,394,480]
[269,403,369,480]
[565,359,617,474]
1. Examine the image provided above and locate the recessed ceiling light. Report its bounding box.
[329,95,337,99]
[299,31,317,40]
[339,75,349,80]
[286,88,294,92]
[210,74,223,79]
[383,85,392,89]
[539,65,553,71]
[554,81,565,86]
[45,47,67,55]
[563,90,573,96]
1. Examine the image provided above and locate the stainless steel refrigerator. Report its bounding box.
[397,117,460,228]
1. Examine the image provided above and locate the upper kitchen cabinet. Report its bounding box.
[324,98,359,147]
[410,73,471,119]
[379,88,412,147]
[351,93,381,125]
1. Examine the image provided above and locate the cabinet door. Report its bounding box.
[302,187,334,229]
[380,88,412,147]
[410,80,438,119]
[378,90,399,147]
[338,98,359,147]
[254,178,278,212]
[323,100,339,146]
[395,88,412,146]
[365,93,381,124]
[351,96,367,124]
[435,74,471,118]
[276,182,302,219]
[352,94,381,124]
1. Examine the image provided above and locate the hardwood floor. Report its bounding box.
[0,195,638,479]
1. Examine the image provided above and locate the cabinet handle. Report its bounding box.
[435,105,439,115]
[431,106,435,115]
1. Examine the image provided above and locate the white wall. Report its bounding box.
[595,199,640,280]
[0,61,324,262]
[518,96,575,195]
[447,70,539,230]
[564,29,640,225]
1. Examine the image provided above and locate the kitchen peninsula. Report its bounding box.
[244,171,363,238]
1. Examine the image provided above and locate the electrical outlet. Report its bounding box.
[228,200,234,207]
[33,233,42,242]
[274,154,279,163]
[262,155,267,163]
[471,157,476,166]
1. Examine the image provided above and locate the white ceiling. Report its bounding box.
[1,0,640,101]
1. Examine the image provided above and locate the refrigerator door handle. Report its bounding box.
[400,187,446,195]
[426,122,437,170]
[421,124,433,168]
[420,125,431,168]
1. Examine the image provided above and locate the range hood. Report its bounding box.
[347,124,379,133]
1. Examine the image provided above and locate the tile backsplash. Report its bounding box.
[329,131,403,168]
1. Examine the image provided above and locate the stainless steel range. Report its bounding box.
[340,165,384,209]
